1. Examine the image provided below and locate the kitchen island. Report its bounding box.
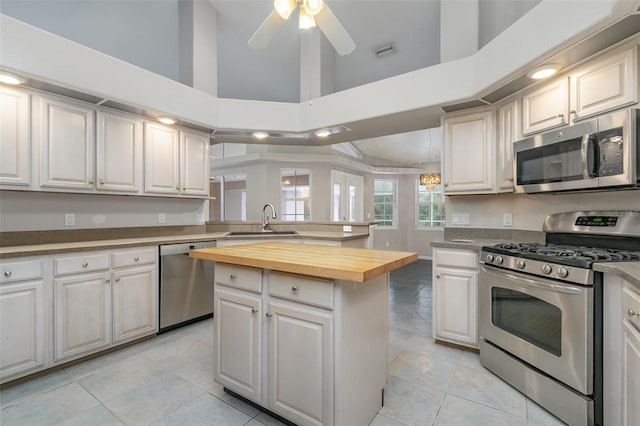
[190,242,417,426]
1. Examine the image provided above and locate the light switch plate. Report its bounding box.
[158,213,166,224]
[503,213,513,227]
[452,213,470,225]
[64,213,75,226]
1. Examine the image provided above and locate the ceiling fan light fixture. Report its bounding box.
[274,0,296,20]
[299,7,316,29]
[303,0,324,16]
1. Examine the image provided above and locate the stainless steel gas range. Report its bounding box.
[479,211,640,426]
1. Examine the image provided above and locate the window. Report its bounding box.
[281,169,310,221]
[373,179,397,227]
[416,180,445,228]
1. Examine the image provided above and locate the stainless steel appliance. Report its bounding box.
[513,108,639,193]
[159,241,215,332]
[479,211,640,426]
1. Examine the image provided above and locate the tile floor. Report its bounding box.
[0,260,566,426]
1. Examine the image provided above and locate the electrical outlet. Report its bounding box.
[158,213,166,224]
[343,225,352,233]
[385,242,390,248]
[503,213,513,227]
[64,213,75,226]
[452,213,470,225]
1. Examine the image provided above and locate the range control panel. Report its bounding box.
[575,216,618,227]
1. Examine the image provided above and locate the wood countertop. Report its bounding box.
[189,242,418,283]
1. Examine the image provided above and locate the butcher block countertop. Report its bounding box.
[189,242,418,283]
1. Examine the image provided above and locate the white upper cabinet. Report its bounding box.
[496,100,519,192]
[442,109,495,194]
[0,86,31,187]
[570,46,638,121]
[180,130,210,196]
[522,78,569,135]
[39,96,95,190]
[96,111,142,193]
[144,123,209,197]
[144,122,180,195]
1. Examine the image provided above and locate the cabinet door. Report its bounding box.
[112,265,157,344]
[570,47,637,121]
[180,130,209,196]
[496,100,519,192]
[0,280,45,381]
[442,110,494,194]
[433,266,478,347]
[522,78,568,135]
[54,272,111,361]
[0,87,31,187]
[144,122,179,195]
[40,97,95,190]
[267,301,333,426]
[623,316,640,425]
[96,111,142,193]
[214,286,262,403]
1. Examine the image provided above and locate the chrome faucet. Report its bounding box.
[261,203,277,231]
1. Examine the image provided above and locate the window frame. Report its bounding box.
[373,178,398,229]
[415,179,445,229]
[280,169,311,222]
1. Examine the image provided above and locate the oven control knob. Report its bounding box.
[557,267,569,278]
[516,259,526,269]
[495,256,504,265]
[486,254,494,263]
[541,264,552,275]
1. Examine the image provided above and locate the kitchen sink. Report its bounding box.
[224,230,299,236]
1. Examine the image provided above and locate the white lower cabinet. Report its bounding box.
[268,301,333,426]
[214,263,387,425]
[0,257,46,381]
[112,264,157,344]
[605,276,640,425]
[432,248,478,349]
[54,271,111,361]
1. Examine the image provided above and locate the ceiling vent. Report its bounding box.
[374,42,397,58]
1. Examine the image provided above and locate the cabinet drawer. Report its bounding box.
[269,271,334,309]
[216,263,262,293]
[0,258,45,283]
[112,247,157,268]
[434,249,478,269]
[623,285,640,332]
[54,252,110,276]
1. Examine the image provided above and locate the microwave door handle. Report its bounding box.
[581,134,598,178]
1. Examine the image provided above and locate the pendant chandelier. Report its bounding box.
[419,173,441,189]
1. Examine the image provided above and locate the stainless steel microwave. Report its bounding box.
[513,108,639,193]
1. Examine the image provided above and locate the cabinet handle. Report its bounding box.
[557,113,565,122]
[88,180,95,184]
[251,307,258,313]
[436,275,441,279]
[266,312,273,318]
[105,278,111,283]
[291,285,299,292]
[4,271,12,277]
[134,256,140,262]
[570,110,577,116]
[629,309,640,318]
[82,262,89,267]
[175,186,180,190]
[507,178,513,182]
[115,277,120,282]
[182,187,186,191]
[444,183,449,187]
[230,274,237,279]
[99,179,105,185]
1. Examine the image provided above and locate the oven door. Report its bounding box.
[479,265,593,395]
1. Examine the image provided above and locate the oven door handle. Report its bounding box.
[484,267,584,295]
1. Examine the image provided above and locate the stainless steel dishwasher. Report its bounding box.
[159,241,215,332]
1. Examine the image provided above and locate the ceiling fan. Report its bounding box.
[248,0,356,56]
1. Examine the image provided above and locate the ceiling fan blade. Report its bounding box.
[314,5,356,56]
[248,10,286,49]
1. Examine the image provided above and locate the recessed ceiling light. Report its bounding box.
[0,71,25,85]
[315,129,331,137]
[253,131,269,139]
[527,64,561,80]
[158,116,176,125]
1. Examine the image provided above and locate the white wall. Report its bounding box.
[478,0,541,48]
[0,191,206,232]
[365,174,444,259]
[446,190,640,231]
